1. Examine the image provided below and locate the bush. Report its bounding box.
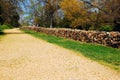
[100,25,113,32]
[0,24,12,31]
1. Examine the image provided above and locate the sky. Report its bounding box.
[19,0,44,25]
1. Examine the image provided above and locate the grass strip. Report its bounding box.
[23,30,120,71]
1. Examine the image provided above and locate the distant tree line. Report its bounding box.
[60,0,120,31]
[0,0,120,31]
[20,0,120,31]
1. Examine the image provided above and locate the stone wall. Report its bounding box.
[21,27,120,48]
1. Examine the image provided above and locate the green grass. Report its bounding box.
[0,24,12,35]
[0,24,12,31]
[23,30,120,71]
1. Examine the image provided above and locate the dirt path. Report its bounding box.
[0,28,120,80]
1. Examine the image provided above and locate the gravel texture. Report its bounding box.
[0,28,120,80]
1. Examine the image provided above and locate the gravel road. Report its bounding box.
[0,28,120,80]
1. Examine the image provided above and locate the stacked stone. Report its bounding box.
[21,27,120,48]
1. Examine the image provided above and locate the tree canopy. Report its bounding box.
[0,0,20,27]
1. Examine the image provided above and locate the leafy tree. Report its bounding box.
[11,12,20,27]
[60,0,90,30]
[58,17,71,28]
[83,0,120,31]
[103,0,120,31]
[0,5,4,25]
[0,0,20,27]
[41,0,61,28]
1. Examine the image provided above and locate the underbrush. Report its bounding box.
[0,24,12,31]
[23,30,120,71]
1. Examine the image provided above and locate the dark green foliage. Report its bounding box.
[0,5,4,25]
[11,12,20,27]
[0,6,2,14]
[0,17,4,25]
[0,24,12,35]
[100,25,113,32]
[0,24,12,31]
[0,0,20,27]
[23,30,120,71]
[58,18,71,28]
[81,24,91,30]
[114,17,120,31]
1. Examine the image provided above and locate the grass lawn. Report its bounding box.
[23,30,120,71]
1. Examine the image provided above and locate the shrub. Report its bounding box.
[0,24,12,31]
[100,25,113,32]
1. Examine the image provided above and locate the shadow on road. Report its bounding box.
[3,32,25,34]
[1,28,24,35]
[0,32,24,35]
[1,28,25,35]
[0,31,5,35]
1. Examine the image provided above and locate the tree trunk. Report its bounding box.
[50,16,53,28]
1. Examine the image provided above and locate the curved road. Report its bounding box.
[0,28,120,80]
